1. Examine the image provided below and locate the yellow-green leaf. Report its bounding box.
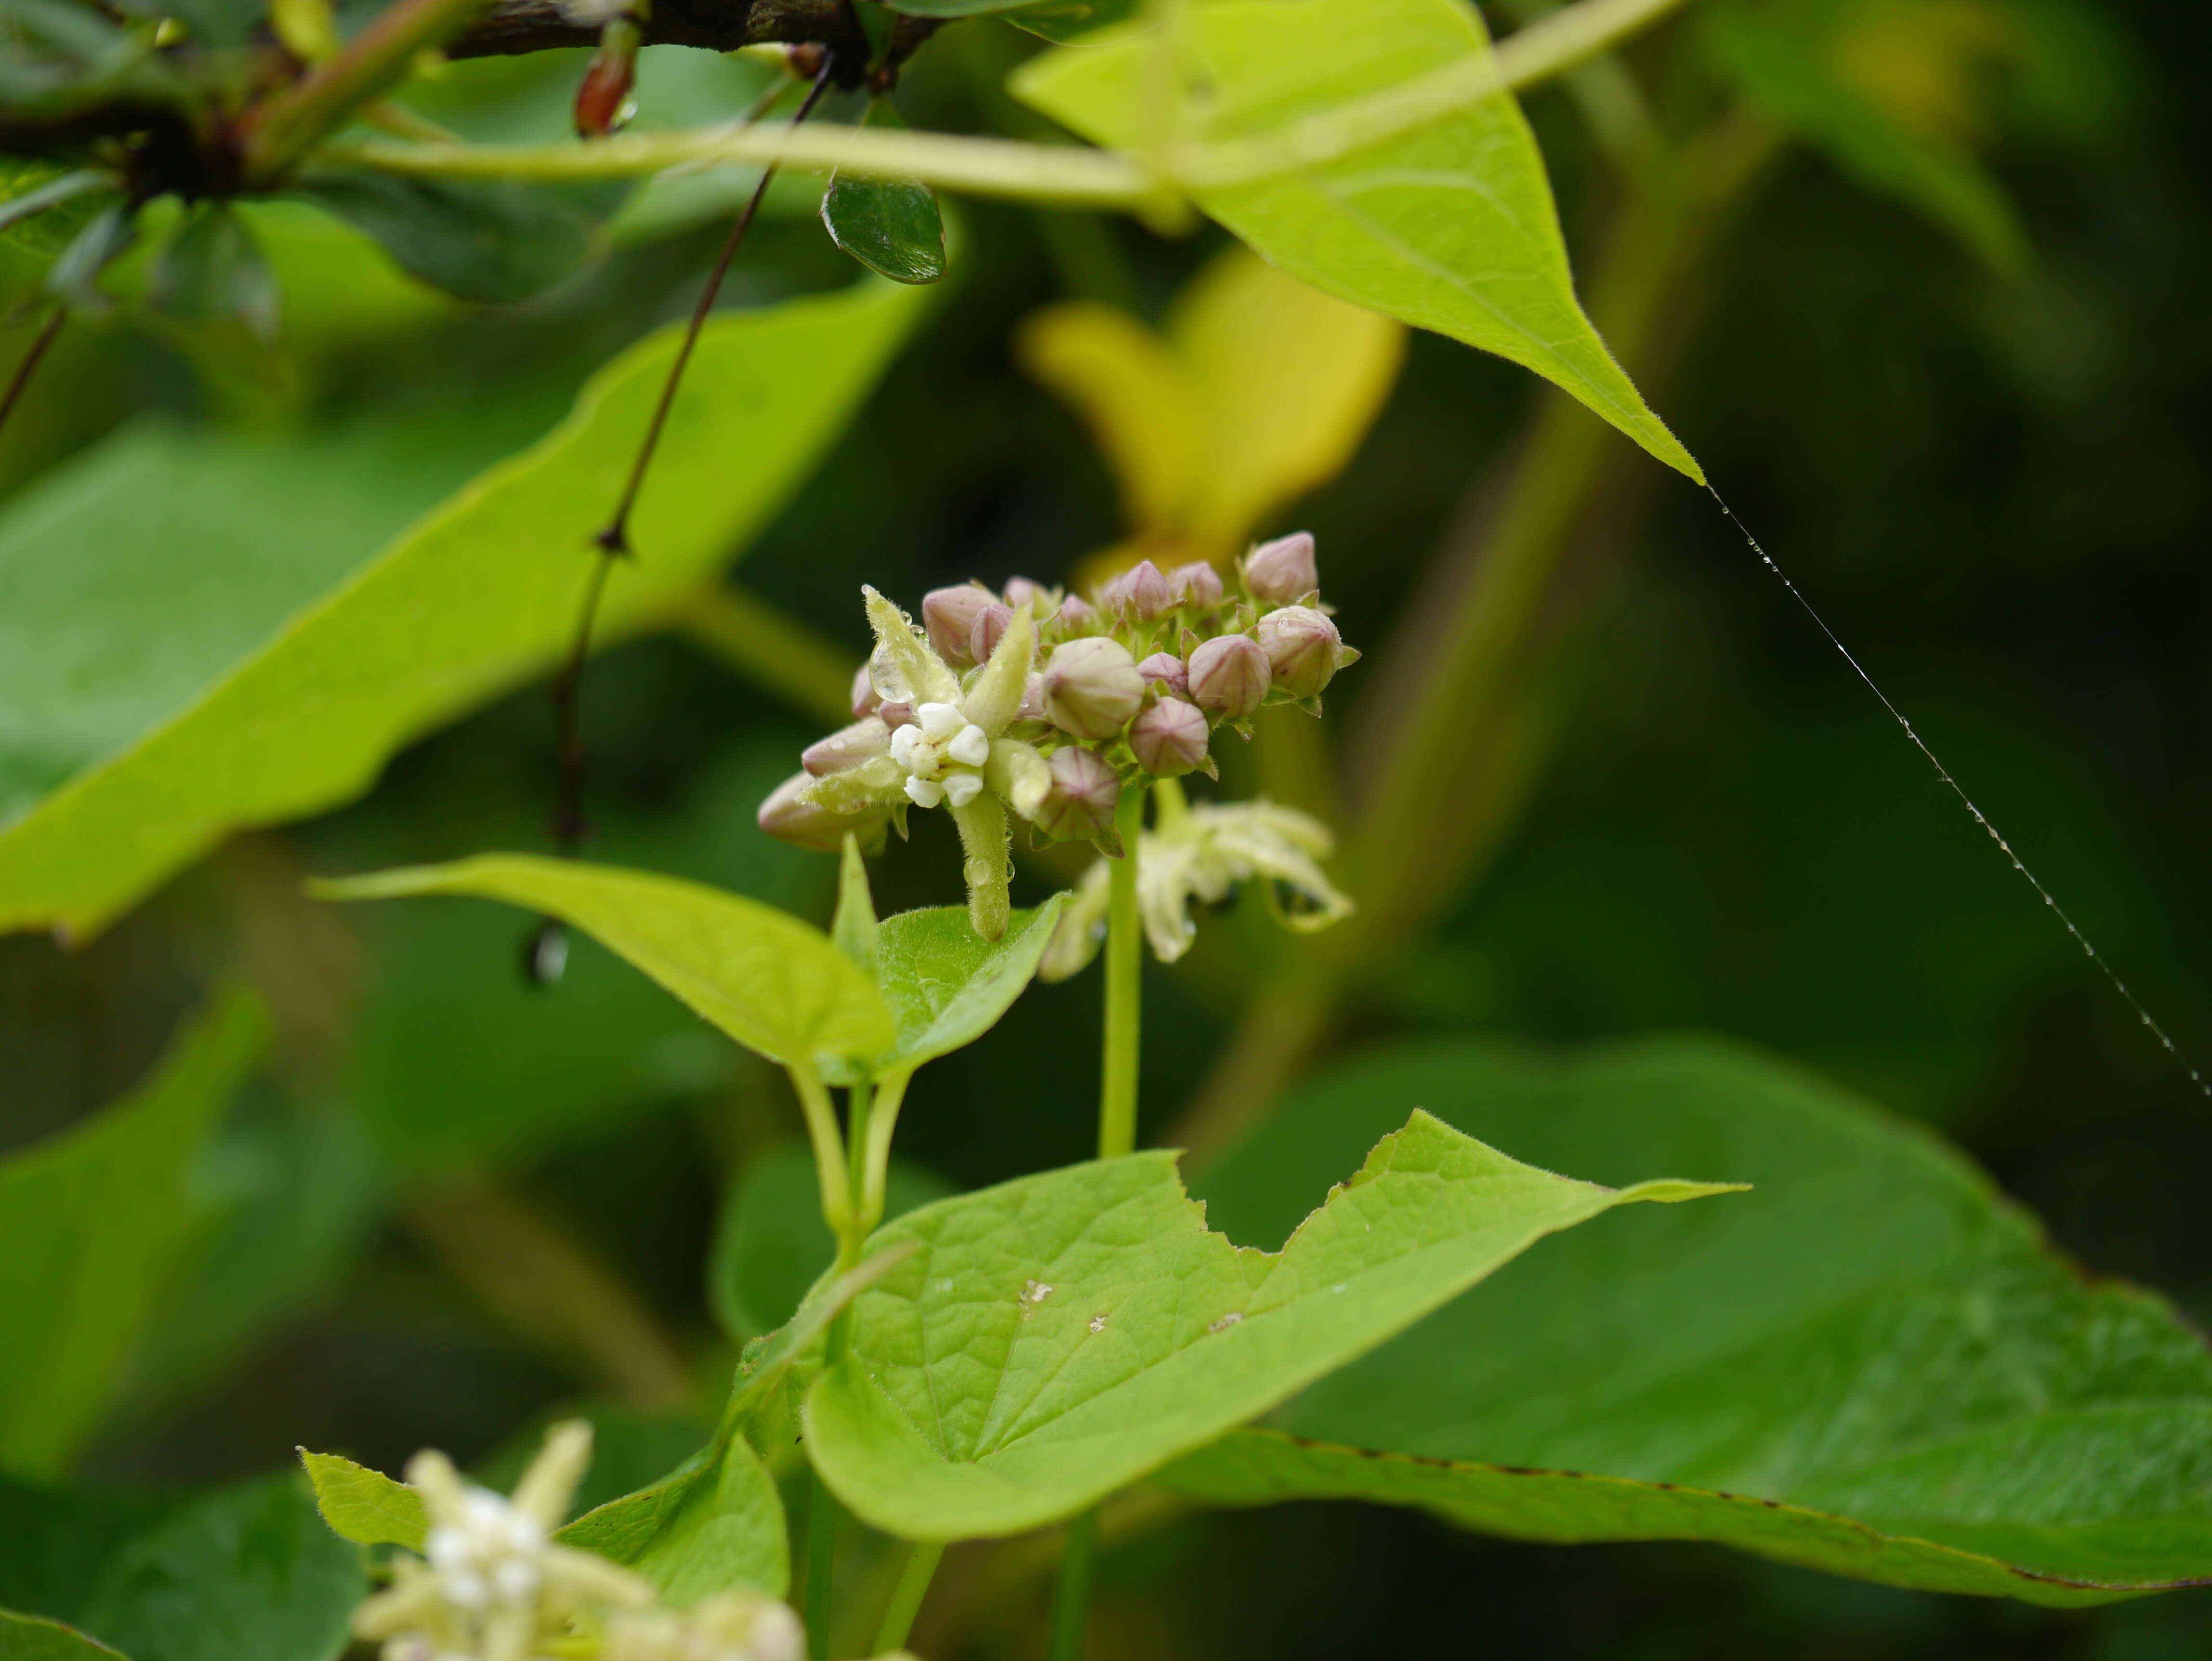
[0,276,926,941]
[1013,0,1702,480]
[312,856,895,1068]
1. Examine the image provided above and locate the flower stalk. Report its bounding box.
[1098,783,1147,1161]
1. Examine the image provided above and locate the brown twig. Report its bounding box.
[0,305,66,442]
[536,53,838,931]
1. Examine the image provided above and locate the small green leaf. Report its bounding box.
[1013,0,1702,480]
[711,1145,953,1341]
[298,1453,425,1553]
[43,205,135,311]
[291,171,621,304]
[0,166,114,256]
[830,835,880,978]
[821,896,1067,1084]
[807,1113,1734,1539]
[0,276,925,940]
[0,991,265,1479]
[0,1611,123,1661]
[548,1243,917,1599]
[149,206,279,341]
[313,856,895,1068]
[1169,1039,2212,1604]
[819,103,948,286]
[74,1475,363,1661]
[557,1440,787,1604]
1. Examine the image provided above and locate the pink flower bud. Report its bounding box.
[1056,594,1099,636]
[1255,604,1345,699]
[1043,637,1144,740]
[759,772,874,852]
[1128,696,1209,778]
[1137,651,1188,697]
[1243,531,1318,606]
[802,716,891,778]
[1168,562,1223,607]
[922,582,995,665]
[878,700,915,731]
[1017,672,1048,722]
[849,663,880,719]
[969,602,1013,665]
[1109,559,1171,620]
[1004,576,1049,611]
[1033,746,1120,841]
[1188,634,1271,720]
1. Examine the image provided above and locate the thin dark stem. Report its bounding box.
[0,306,66,441]
[593,55,836,557]
[537,53,834,906]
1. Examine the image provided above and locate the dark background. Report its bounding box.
[1,1,2207,1654]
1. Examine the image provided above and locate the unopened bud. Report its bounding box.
[878,700,915,731]
[1043,637,1143,740]
[1137,651,1188,697]
[1168,562,1223,607]
[802,716,890,778]
[1056,594,1099,636]
[759,772,872,852]
[1128,697,1209,778]
[1104,559,1171,620]
[922,583,995,665]
[1243,531,1318,606]
[573,15,642,138]
[1017,672,1048,722]
[1188,634,1271,720]
[1004,576,1051,612]
[1033,746,1120,841]
[969,603,1013,665]
[1255,604,1345,699]
[850,663,880,719]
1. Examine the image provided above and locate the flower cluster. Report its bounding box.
[759,533,1359,938]
[353,1423,812,1661]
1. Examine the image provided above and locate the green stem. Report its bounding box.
[240,0,495,183]
[872,1540,945,1655]
[843,1075,872,1267]
[859,1068,912,1236]
[787,1059,854,1248]
[1049,1508,1098,1661]
[1098,783,1147,1160]
[805,1470,840,1660]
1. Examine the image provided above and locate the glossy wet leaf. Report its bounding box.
[820,103,946,286]
[0,991,264,1479]
[807,1112,1734,1539]
[1168,1039,2212,1604]
[1014,0,1701,481]
[0,1611,122,1661]
[820,897,1066,1084]
[313,856,895,1068]
[291,171,620,303]
[0,276,925,940]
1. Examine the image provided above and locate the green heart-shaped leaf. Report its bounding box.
[1170,1039,2212,1605]
[807,1112,1735,1538]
